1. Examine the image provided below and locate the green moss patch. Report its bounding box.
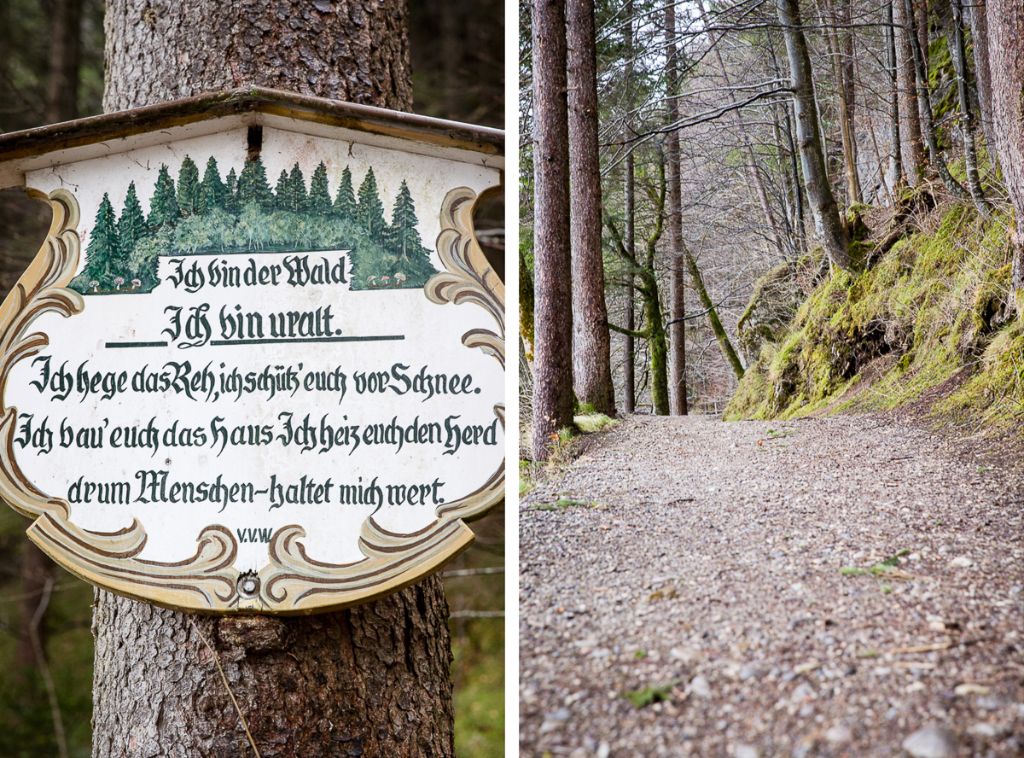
[726,201,1019,433]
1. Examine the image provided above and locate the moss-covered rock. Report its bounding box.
[725,201,1018,430]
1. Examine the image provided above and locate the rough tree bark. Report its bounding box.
[776,0,851,270]
[103,0,412,111]
[967,0,997,160]
[664,1,687,416]
[93,3,457,756]
[893,0,926,183]
[948,0,989,214]
[531,0,575,457]
[622,0,636,414]
[986,0,1024,310]
[567,0,615,415]
[885,0,904,188]
[623,154,636,414]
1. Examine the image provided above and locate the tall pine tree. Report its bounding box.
[387,180,435,284]
[334,166,357,219]
[198,156,227,214]
[86,194,121,287]
[237,157,273,208]
[148,165,179,228]
[388,180,421,259]
[273,169,291,211]
[308,162,332,215]
[224,167,240,214]
[176,155,201,217]
[286,163,307,212]
[118,182,147,258]
[357,168,387,240]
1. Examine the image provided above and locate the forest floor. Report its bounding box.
[519,414,1024,757]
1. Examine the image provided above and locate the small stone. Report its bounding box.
[670,646,701,663]
[825,724,852,744]
[596,743,611,758]
[976,695,1005,710]
[792,682,815,702]
[949,556,973,568]
[902,724,956,758]
[738,664,762,681]
[734,744,759,758]
[967,723,999,738]
[547,708,570,721]
[953,683,990,697]
[689,675,712,698]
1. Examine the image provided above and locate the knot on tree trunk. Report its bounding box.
[217,615,288,653]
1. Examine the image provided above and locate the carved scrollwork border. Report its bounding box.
[0,184,504,614]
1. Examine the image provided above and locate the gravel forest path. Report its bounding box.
[519,414,1024,757]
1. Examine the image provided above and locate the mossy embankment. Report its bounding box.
[726,195,1023,432]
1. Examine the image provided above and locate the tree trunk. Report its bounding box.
[103,0,412,111]
[531,0,575,457]
[816,0,861,205]
[643,276,670,416]
[664,2,687,415]
[839,0,860,203]
[986,0,1024,310]
[623,155,636,414]
[776,0,851,270]
[949,0,989,214]
[567,0,614,415]
[684,251,744,381]
[894,0,926,183]
[886,0,905,189]
[968,0,998,160]
[768,41,807,256]
[904,0,969,200]
[94,3,456,757]
[622,1,636,414]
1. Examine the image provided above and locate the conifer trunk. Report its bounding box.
[986,0,1024,309]
[893,0,926,183]
[531,0,575,457]
[622,0,636,414]
[567,0,614,415]
[93,3,456,756]
[777,0,851,270]
[885,0,904,188]
[968,0,997,158]
[948,0,988,214]
[664,1,687,415]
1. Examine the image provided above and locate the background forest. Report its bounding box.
[0,1,504,756]
[521,0,1023,460]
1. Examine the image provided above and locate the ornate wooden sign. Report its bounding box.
[0,89,504,613]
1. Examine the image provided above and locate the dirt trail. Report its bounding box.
[519,415,1024,757]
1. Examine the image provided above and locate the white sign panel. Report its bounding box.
[0,119,504,613]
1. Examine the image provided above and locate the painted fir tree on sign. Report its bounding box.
[71,156,438,295]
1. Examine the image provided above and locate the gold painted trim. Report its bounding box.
[0,186,504,614]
